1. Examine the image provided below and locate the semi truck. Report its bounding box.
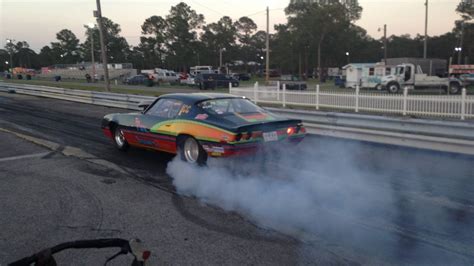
[381,63,463,94]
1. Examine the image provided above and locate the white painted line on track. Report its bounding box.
[0,152,51,163]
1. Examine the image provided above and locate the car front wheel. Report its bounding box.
[179,136,207,166]
[387,82,400,94]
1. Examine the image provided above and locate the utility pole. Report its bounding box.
[95,0,111,91]
[6,39,15,72]
[219,48,223,68]
[458,22,465,65]
[423,0,428,59]
[265,6,270,84]
[88,24,96,82]
[384,24,387,64]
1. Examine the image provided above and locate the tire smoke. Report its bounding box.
[166,137,474,264]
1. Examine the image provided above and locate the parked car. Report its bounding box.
[181,74,196,87]
[279,75,307,90]
[101,93,306,165]
[154,69,180,85]
[233,73,251,81]
[195,74,240,90]
[257,69,281,78]
[123,75,151,86]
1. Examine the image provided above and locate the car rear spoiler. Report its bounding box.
[232,119,303,133]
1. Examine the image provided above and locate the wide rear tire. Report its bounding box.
[179,136,207,166]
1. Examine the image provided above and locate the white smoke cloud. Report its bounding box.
[166,139,392,238]
[166,138,474,264]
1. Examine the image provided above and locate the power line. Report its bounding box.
[243,8,285,18]
[188,0,225,16]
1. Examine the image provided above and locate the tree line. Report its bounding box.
[0,1,472,75]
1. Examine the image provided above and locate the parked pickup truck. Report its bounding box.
[381,63,463,94]
[279,75,307,90]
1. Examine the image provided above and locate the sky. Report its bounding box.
[0,0,462,52]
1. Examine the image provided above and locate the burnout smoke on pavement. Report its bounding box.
[166,137,474,264]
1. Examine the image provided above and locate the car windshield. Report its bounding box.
[198,98,264,116]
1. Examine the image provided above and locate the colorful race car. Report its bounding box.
[101,93,306,165]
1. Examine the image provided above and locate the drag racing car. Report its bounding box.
[101,93,306,165]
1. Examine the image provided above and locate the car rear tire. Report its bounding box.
[113,126,129,151]
[179,136,207,166]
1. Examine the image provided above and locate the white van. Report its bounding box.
[190,66,218,76]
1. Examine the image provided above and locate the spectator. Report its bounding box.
[85,73,92,83]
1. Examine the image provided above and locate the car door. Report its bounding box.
[217,74,227,87]
[128,98,184,153]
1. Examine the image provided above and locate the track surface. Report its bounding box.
[0,92,473,265]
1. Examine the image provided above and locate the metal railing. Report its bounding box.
[230,82,474,120]
[0,83,153,110]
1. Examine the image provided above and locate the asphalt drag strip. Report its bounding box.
[0,129,353,265]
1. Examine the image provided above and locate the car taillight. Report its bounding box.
[287,127,295,135]
[142,250,151,260]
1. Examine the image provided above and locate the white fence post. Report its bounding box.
[283,84,287,108]
[316,84,320,110]
[277,81,280,101]
[403,87,408,116]
[254,81,258,104]
[461,88,466,120]
[355,85,360,113]
[229,82,232,93]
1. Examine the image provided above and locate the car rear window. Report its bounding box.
[198,98,264,116]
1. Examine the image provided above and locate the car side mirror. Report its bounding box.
[138,100,154,113]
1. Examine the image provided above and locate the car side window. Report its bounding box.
[146,99,183,119]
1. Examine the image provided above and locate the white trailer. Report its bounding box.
[343,63,396,89]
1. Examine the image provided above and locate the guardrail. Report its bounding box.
[1,82,473,155]
[230,82,474,120]
[0,83,153,110]
[267,108,474,155]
